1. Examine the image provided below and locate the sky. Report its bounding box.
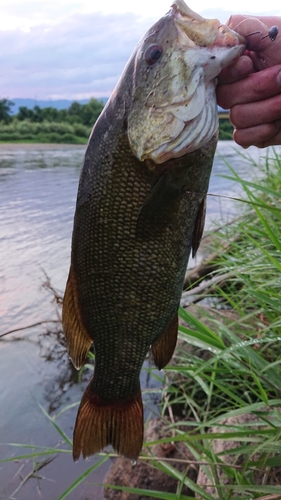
[1,0,281,101]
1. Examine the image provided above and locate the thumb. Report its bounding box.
[227,15,278,52]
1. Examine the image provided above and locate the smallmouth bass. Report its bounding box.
[62,0,245,460]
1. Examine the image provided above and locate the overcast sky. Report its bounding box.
[1,0,281,101]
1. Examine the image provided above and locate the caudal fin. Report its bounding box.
[73,383,143,460]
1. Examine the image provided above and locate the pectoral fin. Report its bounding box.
[151,312,179,370]
[192,196,206,258]
[136,172,182,235]
[62,267,92,369]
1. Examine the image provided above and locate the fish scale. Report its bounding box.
[62,0,245,460]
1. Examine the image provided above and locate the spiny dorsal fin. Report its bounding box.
[62,267,92,369]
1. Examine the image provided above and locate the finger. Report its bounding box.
[217,65,281,109]
[249,44,281,71]
[218,54,254,84]
[226,15,281,70]
[255,128,281,148]
[230,93,281,128]
[233,121,281,148]
[227,15,281,51]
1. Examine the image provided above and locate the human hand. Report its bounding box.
[216,15,281,148]
[226,15,281,70]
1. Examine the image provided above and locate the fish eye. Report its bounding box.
[144,44,163,66]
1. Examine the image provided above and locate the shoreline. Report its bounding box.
[0,143,86,150]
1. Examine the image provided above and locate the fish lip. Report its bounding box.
[170,0,246,49]
[170,0,204,21]
[213,25,246,48]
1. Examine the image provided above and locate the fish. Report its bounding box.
[62,0,245,461]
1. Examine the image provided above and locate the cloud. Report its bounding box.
[3,3,281,101]
[0,11,156,99]
[200,7,281,23]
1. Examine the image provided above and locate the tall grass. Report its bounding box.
[154,148,281,499]
[1,149,281,498]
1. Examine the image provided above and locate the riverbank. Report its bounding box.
[0,142,86,150]
[0,116,233,145]
[0,98,102,144]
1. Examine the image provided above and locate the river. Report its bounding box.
[0,142,276,499]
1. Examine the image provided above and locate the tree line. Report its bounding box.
[0,97,104,126]
[0,97,233,142]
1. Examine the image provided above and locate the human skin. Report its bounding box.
[217,15,281,148]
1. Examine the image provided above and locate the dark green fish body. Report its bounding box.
[71,100,216,392]
[62,0,245,460]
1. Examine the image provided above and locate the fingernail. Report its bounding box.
[277,70,281,87]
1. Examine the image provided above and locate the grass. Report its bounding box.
[0,119,91,144]
[218,118,234,140]
[158,148,281,498]
[0,117,232,144]
[1,148,281,498]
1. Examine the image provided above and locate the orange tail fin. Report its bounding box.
[73,383,143,461]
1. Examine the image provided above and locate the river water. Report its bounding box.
[0,142,277,499]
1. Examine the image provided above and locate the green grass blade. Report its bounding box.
[178,307,225,349]
[57,455,109,500]
[103,483,194,499]
[39,403,73,447]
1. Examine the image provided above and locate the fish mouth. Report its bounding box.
[171,0,246,49]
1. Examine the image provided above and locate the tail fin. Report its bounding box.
[73,382,143,460]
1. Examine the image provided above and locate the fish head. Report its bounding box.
[127,0,245,164]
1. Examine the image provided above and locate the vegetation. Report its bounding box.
[0,97,104,143]
[157,148,281,499]
[218,117,234,140]
[0,96,231,143]
[0,98,14,124]
[0,120,92,144]
[2,148,281,497]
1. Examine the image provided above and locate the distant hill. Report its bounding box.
[8,98,227,116]
[9,97,108,115]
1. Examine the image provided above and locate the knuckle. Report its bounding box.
[254,74,269,96]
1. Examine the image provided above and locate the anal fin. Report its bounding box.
[151,313,178,370]
[73,382,143,460]
[62,266,92,369]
